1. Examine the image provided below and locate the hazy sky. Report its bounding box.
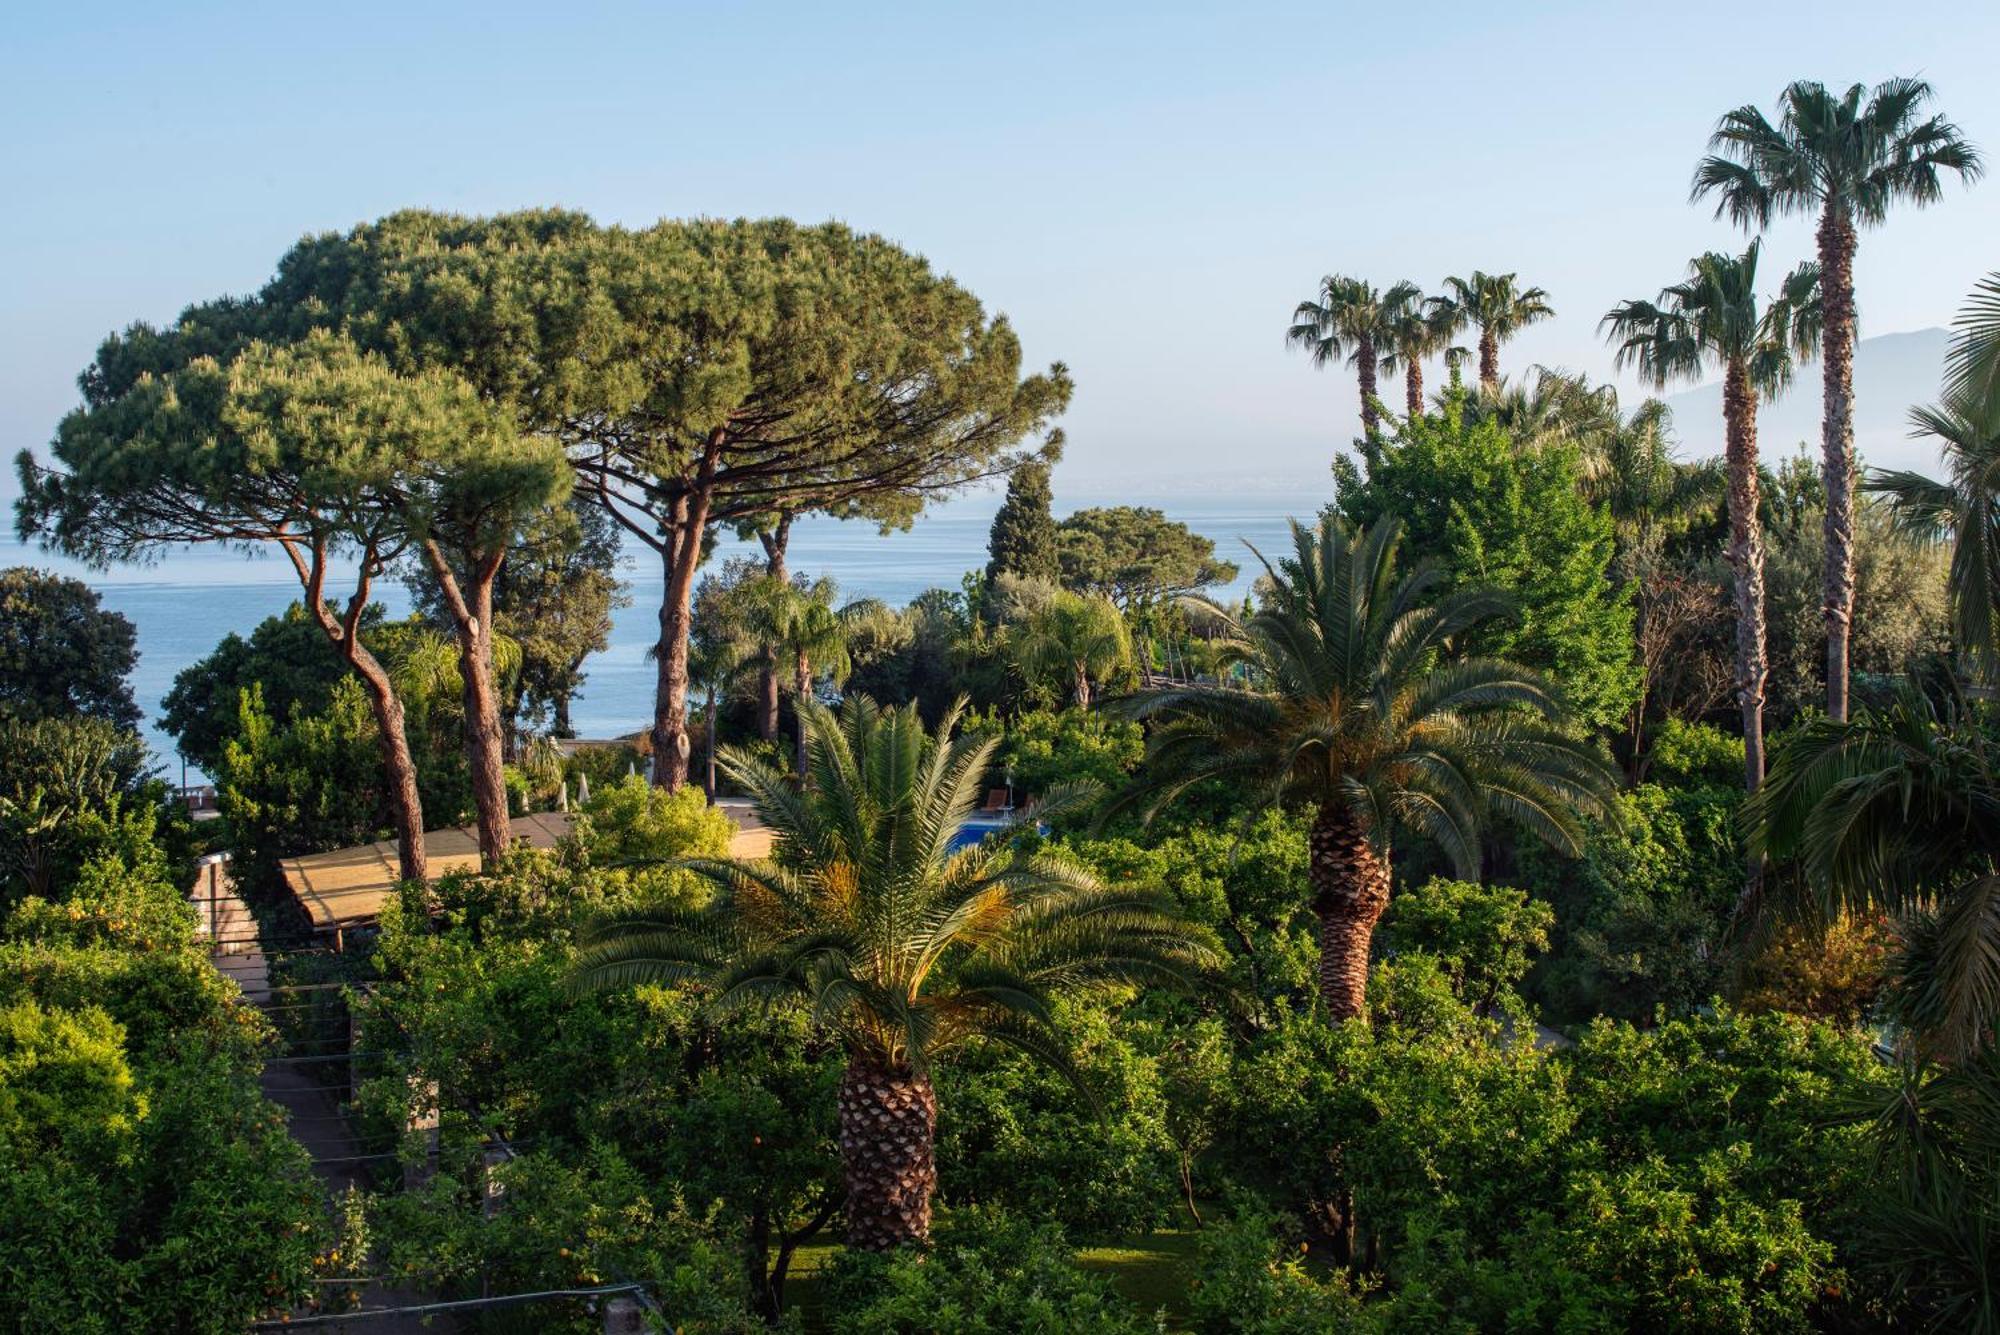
[6,1,1997,493]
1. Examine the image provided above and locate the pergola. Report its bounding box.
[280,803,773,947]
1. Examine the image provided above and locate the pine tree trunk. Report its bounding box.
[353,652,429,883]
[1404,361,1424,420]
[651,465,716,792]
[758,517,790,742]
[1817,207,1858,723]
[1356,335,1380,436]
[552,691,573,739]
[1722,361,1768,792]
[1308,802,1390,1022]
[838,1056,937,1251]
[1478,329,1500,393]
[295,540,426,881]
[422,541,512,868]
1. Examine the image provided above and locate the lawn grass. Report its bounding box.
[778,1227,1203,1331]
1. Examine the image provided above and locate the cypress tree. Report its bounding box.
[986,461,1061,582]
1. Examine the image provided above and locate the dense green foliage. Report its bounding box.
[0,853,322,1331]
[0,567,139,730]
[1333,401,1640,729]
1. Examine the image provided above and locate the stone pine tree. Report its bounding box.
[14,330,522,883]
[985,459,1062,583]
[272,213,1069,793]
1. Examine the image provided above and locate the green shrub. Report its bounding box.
[1647,718,1747,787]
[962,707,1144,804]
[1377,878,1553,1012]
[1522,780,1742,1023]
[936,1000,1180,1237]
[374,1144,758,1333]
[1218,973,1883,1331]
[821,1207,1153,1334]
[573,774,735,866]
[215,679,391,899]
[1186,1204,1372,1334]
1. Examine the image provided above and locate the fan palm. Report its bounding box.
[574,695,1217,1249]
[1108,515,1615,1022]
[1749,678,2000,1063]
[1603,240,1819,791]
[1010,590,1132,708]
[1375,282,1450,420]
[1869,381,2000,684]
[1288,275,1402,436]
[1946,273,2000,406]
[1432,271,1554,393]
[1694,77,1983,722]
[747,577,854,778]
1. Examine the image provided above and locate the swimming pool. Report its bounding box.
[947,815,1037,852]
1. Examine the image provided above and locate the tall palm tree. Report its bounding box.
[1749,678,2000,1063]
[1108,516,1615,1022]
[1010,590,1132,708]
[1288,275,1400,436]
[1694,77,1983,722]
[1603,240,1820,792]
[1869,381,2000,685]
[1432,271,1554,393]
[1377,282,1454,420]
[574,696,1217,1249]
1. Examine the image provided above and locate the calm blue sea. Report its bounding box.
[3,484,1330,781]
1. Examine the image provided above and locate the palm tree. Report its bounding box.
[1108,516,1615,1022]
[1694,77,1983,722]
[1603,240,1820,792]
[1869,384,2000,685]
[1010,590,1132,708]
[574,695,1217,1249]
[1946,272,2000,405]
[1377,283,1454,420]
[1288,275,1401,436]
[1432,271,1554,393]
[1749,678,2000,1063]
[759,578,854,779]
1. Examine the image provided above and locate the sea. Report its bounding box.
[3,482,1331,784]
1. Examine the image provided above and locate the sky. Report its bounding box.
[6,1,1998,494]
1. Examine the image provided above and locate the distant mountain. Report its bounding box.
[1662,327,1951,477]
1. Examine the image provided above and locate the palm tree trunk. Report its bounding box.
[1722,361,1768,792]
[1817,206,1859,723]
[794,651,811,780]
[1478,329,1500,393]
[1356,335,1380,436]
[838,1055,936,1251]
[704,682,719,800]
[1308,802,1391,1023]
[1404,361,1423,420]
[758,516,791,741]
[1074,661,1092,710]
